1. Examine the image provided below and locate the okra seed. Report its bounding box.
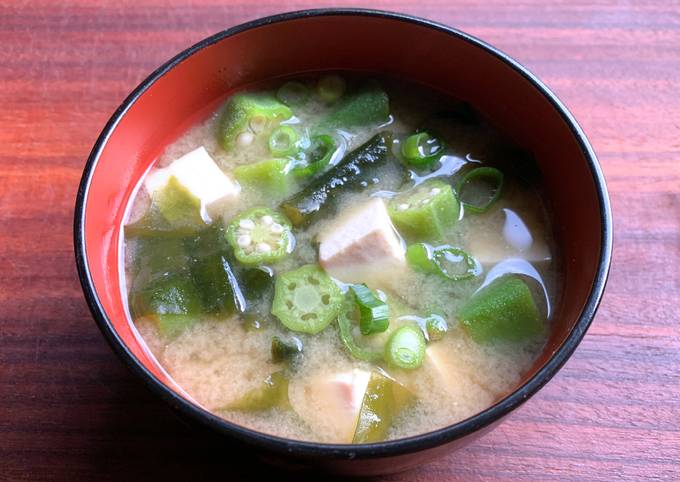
[430,188,441,195]
[236,132,254,147]
[261,215,273,225]
[239,219,255,230]
[398,203,409,211]
[256,242,272,253]
[271,223,284,234]
[237,235,252,247]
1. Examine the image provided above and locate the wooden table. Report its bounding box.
[2,1,678,480]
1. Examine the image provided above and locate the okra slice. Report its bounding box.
[225,370,290,411]
[315,74,346,104]
[271,265,343,334]
[276,81,310,107]
[268,126,300,157]
[353,371,415,444]
[219,92,292,150]
[458,275,543,343]
[319,83,389,132]
[388,180,460,241]
[225,207,294,266]
[234,158,296,196]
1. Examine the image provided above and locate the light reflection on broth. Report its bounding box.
[121,74,558,444]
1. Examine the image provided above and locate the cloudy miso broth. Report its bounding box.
[122,74,558,443]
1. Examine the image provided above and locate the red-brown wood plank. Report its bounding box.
[1,1,678,480]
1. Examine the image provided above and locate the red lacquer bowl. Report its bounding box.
[74,9,612,476]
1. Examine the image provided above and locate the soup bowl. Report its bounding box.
[74,8,612,476]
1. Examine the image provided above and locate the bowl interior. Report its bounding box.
[80,13,604,433]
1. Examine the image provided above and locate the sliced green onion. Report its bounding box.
[406,243,478,281]
[401,132,445,168]
[433,247,478,281]
[350,284,390,335]
[316,75,346,104]
[424,314,448,341]
[268,125,299,157]
[276,81,310,107]
[337,299,384,362]
[456,167,504,214]
[385,325,426,370]
[405,243,437,274]
[293,134,336,178]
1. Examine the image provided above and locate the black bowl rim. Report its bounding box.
[74,8,612,460]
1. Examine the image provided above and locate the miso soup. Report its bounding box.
[122,74,558,443]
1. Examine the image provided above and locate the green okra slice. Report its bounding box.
[271,265,343,334]
[219,92,292,150]
[225,207,294,266]
[319,83,389,132]
[458,275,543,343]
[234,158,296,196]
[388,180,459,241]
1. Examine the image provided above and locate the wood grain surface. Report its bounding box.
[1,1,678,480]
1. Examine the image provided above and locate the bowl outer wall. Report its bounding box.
[73,8,612,475]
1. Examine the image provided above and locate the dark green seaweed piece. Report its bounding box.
[185,224,244,316]
[271,335,304,364]
[129,272,202,338]
[281,132,393,226]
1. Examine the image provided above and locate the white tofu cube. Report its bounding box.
[144,146,239,218]
[318,198,406,288]
[288,369,371,443]
[391,342,496,411]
